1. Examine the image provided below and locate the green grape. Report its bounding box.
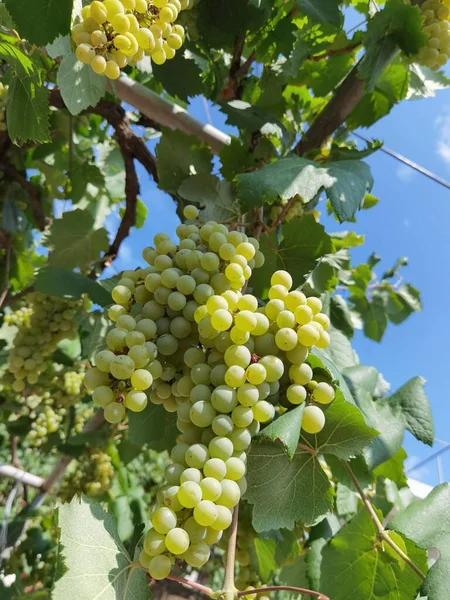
[225,457,246,481]
[184,516,207,543]
[183,541,211,568]
[295,305,313,325]
[191,363,212,385]
[232,405,253,427]
[237,383,259,407]
[297,324,320,347]
[258,355,284,382]
[144,529,166,556]
[135,318,157,339]
[211,309,233,332]
[200,477,222,501]
[152,507,177,534]
[212,414,234,436]
[128,344,150,368]
[252,400,275,423]
[190,384,211,403]
[218,479,241,508]
[302,405,325,434]
[117,314,136,331]
[131,369,153,390]
[110,355,135,379]
[229,427,251,451]
[104,402,126,423]
[209,436,234,461]
[285,290,306,311]
[165,463,184,485]
[112,284,132,304]
[313,382,335,404]
[178,481,202,508]
[125,390,148,412]
[210,505,233,531]
[93,385,114,407]
[271,270,293,289]
[190,401,217,428]
[185,443,209,468]
[224,345,251,369]
[106,327,128,350]
[165,527,190,554]
[204,528,223,544]
[170,316,192,338]
[230,326,250,345]
[306,296,322,314]
[157,334,179,355]
[84,367,110,390]
[95,350,115,372]
[180,467,203,483]
[203,457,227,480]
[252,313,269,336]
[211,385,238,413]
[171,443,189,466]
[234,311,257,333]
[139,550,152,569]
[163,486,183,511]
[286,345,309,365]
[148,555,171,579]
[275,328,298,351]
[286,384,307,405]
[194,500,218,526]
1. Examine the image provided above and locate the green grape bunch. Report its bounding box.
[72,0,193,80]
[415,0,450,69]
[84,205,337,581]
[58,449,114,501]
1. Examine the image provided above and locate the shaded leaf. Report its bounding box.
[178,174,240,222]
[57,53,106,116]
[5,0,72,46]
[35,266,111,306]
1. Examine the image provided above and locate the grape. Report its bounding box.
[275,328,298,351]
[224,345,251,368]
[165,463,184,485]
[144,529,166,556]
[252,401,275,423]
[302,405,325,434]
[194,500,218,526]
[218,479,241,508]
[234,311,257,333]
[204,457,227,480]
[307,297,322,314]
[110,355,135,380]
[245,364,266,386]
[165,527,190,554]
[286,345,309,365]
[163,486,183,511]
[295,305,313,325]
[285,290,306,311]
[200,477,222,501]
[185,444,209,468]
[184,203,200,219]
[232,405,253,427]
[183,542,210,568]
[276,310,296,329]
[189,401,217,427]
[297,324,320,347]
[131,369,153,390]
[211,385,238,412]
[271,270,292,289]
[211,309,233,332]
[178,481,202,508]
[224,365,246,388]
[125,390,148,412]
[184,517,207,543]
[204,528,222,544]
[84,367,110,390]
[210,505,233,531]
[286,384,307,405]
[171,443,189,465]
[225,457,246,481]
[106,327,128,351]
[259,355,284,382]
[268,284,288,301]
[139,550,152,569]
[313,382,335,404]
[229,427,251,451]
[149,555,171,579]
[289,363,312,385]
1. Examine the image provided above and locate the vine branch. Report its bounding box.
[166,575,214,597]
[236,586,330,600]
[343,461,426,581]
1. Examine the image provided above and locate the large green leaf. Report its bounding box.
[7,74,49,143]
[80,312,111,362]
[156,129,213,194]
[178,174,240,222]
[321,509,427,600]
[343,366,434,469]
[258,405,304,459]
[53,496,150,600]
[44,209,109,271]
[390,483,450,600]
[5,0,73,46]
[128,401,177,450]
[57,53,106,116]
[246,439,334,532]
[35,267,111,306]
[408,64,450,99]
[152,51,204,101]
[295,0,342,27]
[235,157,373,222]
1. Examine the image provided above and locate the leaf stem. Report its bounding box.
[343,461,426,581]
[223,504,239,600]
[166,575,215,597]
[236,586,330,599]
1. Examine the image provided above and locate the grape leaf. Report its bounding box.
[128,402,177,450]
[152,51,204,101]
[246,439,334,531]
[44,209,109,271]
[178,174,240,222]
[258,405,304,459]
[296,0,342,27]
[321,509,427,600]
[79,312,111,362]
[343,366,434,469]
[35,266,111,306]
[7,74,49,143]
[53,495,150,600]
[235,157,373,222]
[57,53,106,116]
[408,64,450,100]
[5,0,73,46]
[156,129,213,194]
[390,483,450,600]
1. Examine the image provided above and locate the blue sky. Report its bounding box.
[102,62,450,487]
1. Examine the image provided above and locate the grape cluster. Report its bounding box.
[72,0,192,80]
[84,205,336,581]
[4,305,32,327]
[6,293,81,394]
[416,0,450,69]
[0,82,7,132]
[59,449,114,501]
[269,197,304,225]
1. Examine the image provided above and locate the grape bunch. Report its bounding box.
[84,204,336,581]
[5,293,81,394]
[59,448,114,501]
[72,0,192,80]
[4,305,32,327]
[415,0,450,69]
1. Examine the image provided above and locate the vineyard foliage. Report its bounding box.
[0,0,448,599]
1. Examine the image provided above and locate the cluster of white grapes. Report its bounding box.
[59,448,114,500]
[84,205,336,581]
[6,294,80,394]
[416,0,450,69]
[72,0,192,79]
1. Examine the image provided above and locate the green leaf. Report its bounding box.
[246,440,334,531]
[322,326,359,369]
[343,367,434,469]
[7,74,49,143]
[321,509,427,600]
[156,129,213,194]
[247,230,278,300]
[5,0,72,46]
[35,267,111,306]
[128,402,177,451]
[296,0,342,27]
[253,537,278,583]
[152,51,204,101]
[44,209,109,271]
[336,483,359,516]
[258,405,304,459]
[220,100,286,138]
[53,495,150,600]
[79,312,111,362]
[408,64,450,99]
[275,216,334,288]
[235,157,373,221]
[373,447,408,486]
[57,53,106,116]
[46,34,71,59]
[390,483,450,600]
[178,174,240,222]
[329,295,355,339]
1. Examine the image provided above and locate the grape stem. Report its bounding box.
[166,575,215,597]
[343,461,426,581]
[236,586,330,599]
[222,504,239,600]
